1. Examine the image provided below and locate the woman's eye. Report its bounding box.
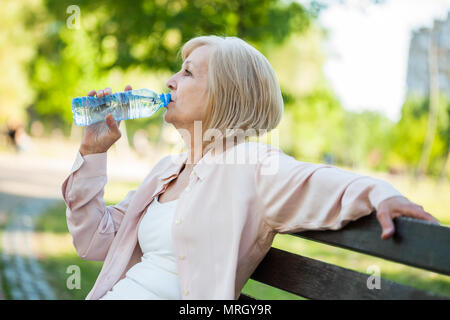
[183,69,192,76]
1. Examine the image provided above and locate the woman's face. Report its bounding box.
[164,45,212,130]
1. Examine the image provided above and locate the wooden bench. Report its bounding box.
[239,213,450,300]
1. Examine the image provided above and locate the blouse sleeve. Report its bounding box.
[61,151,136,261]
[255,147,403,234]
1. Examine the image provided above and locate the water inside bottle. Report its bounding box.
[72,91,162,126]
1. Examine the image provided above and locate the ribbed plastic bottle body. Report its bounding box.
[72,89,169,126]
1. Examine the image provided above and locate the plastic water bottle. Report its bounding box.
[72,88,171,126]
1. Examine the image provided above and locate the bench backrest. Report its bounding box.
[240,213,450,300]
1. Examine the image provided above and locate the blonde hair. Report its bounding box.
[181,36,284,139]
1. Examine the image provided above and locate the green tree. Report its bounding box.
[27,0,313,131]
[0,1,40,128]
[389,95,449,176]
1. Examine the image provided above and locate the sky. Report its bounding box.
[299,0,450,121]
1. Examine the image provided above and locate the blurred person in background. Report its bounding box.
[6,118,32,153]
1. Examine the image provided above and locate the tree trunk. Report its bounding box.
[416,28,440,177]
[438,148,450,184]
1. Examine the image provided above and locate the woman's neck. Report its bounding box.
[178,125,245,167]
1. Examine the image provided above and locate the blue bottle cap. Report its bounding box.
[160,93,171,108]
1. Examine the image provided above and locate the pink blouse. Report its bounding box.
[61,141,403,299]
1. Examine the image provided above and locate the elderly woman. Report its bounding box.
[61,35,439,300]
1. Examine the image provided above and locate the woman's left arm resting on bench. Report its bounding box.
[255,147,440,239]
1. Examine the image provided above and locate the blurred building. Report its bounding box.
[406,12,450,97]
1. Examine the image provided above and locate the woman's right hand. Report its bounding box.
[79,85,132,156]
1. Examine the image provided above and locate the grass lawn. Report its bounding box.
[21,175,450,300]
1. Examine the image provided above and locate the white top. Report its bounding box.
[100,195,181,300]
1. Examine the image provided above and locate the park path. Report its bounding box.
[0,193,56,299]
[0,151,69,300]
[0,141,155,299]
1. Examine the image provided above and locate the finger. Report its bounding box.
[88,90,96,97]
[105,113,112,125]
[376,209,395,240]
[97,89,104,97]
[410,205,440,224]
[105,114,115,129]
[106,114,120,134]
[425,212,440,225]
[414,208,440,224]
[104,87,112,96]
[399,203,440,224]
[124,85,132,91]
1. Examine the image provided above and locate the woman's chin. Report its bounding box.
[163,111,176,125]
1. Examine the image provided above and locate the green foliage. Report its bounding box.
[4,0,450,178]
[30,26,108,134]
[339,110,394,170]
[0,1,38,126]
[282,86,345,162]
[37,0,311,72]
[25,0,313,131]
[273,26,450,176]
[388,94,450,175]
[279,84,394,170]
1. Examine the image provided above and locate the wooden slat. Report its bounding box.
[292,213,450,276]
[250,247,447,300]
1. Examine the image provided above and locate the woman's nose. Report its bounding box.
[166,75,177,91]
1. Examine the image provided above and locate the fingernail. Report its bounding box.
[383,229,393,239]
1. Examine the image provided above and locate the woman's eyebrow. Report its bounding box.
[183,60,194,69]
